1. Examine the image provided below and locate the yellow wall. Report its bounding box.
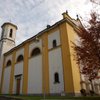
[9,51,16,94]
[66,23,81,93]
[42,33,49,94]
[22,43,29,94]
[0,57,5,93]
[59,23,74,93]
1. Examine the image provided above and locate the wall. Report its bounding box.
[49,48,64,93]
[13,62,23,94]
[13,48,24,94]
[48,30,64,93]
[0,24,16,55]
[28,39,42,94]
[2,67,11,94]
[48,30,60,49]
[67,23,81,94]
[2,54,12,94]
[0,56,4,87]
[3,25,16,42]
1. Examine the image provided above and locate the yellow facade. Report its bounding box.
[0,57,5,93]
[0,12,82,95]
[59,23,75,93]
[22,43,29,94]
[67,23,81,93]
[42,33,50,94]
[9,51,16,94]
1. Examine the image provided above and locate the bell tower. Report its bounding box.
[0,22,17,56]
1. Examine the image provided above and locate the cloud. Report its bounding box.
[0,0,93,45]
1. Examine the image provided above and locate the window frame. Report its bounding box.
[9,29,13,38]
[52,40,57,48]
[17,55,24,63]
[6,60,12,67]
[54,72,60,84]
[31,47,41,57]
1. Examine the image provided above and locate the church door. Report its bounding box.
[16,78,21,94]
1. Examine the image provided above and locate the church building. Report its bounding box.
[0,11,100,95]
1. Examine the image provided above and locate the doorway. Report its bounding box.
[16,78,21,94]
[15,74,22,95]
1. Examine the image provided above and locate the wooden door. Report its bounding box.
[16,79,21,94]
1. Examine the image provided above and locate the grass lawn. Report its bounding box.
[1,95,100,100]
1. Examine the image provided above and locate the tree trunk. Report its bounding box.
[90,80,94,91]
[89,79,95,96]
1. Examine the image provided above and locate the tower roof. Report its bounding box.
[1,22,18,29]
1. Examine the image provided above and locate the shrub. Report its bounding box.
[80,89,86,96]
[90,90,94,96]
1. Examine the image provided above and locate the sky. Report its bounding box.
[0,0,95,45]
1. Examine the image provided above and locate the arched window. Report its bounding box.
[17,55,24,62]
[6,60,11,67]
[53,40,57,48]
[31,48,41,57]
[9,29,13,38]
[54,72,60,83]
